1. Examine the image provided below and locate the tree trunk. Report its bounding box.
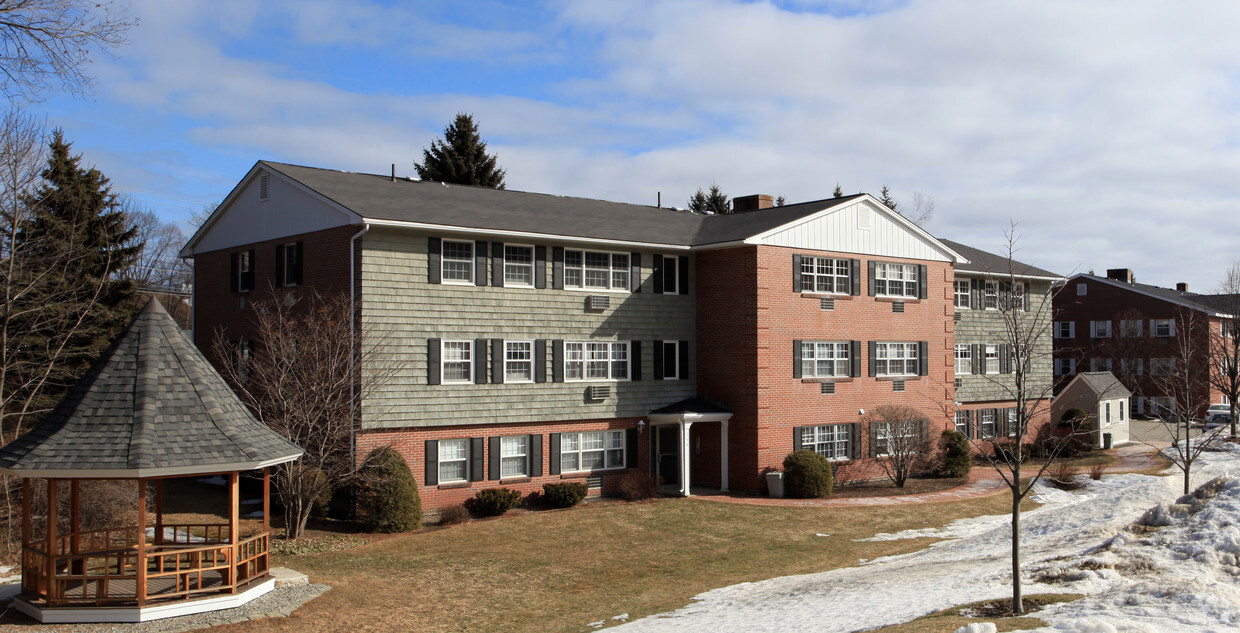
[1183,460,1191,495]
[1011,490,1023,614]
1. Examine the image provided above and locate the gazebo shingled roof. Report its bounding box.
[0,298,302,478]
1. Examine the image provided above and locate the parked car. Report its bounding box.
[1207,404,1232,415]
[1205,413,1232,429]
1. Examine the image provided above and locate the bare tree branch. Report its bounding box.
[0,0,136,103]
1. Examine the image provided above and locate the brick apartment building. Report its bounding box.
[182,161,1059,513]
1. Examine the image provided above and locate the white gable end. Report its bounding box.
[189,168,358,254]
[753,199,955,262]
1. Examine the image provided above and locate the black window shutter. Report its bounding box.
[529,434,543,476]
[428,237,441,284]
[275,244,285,285]
[868,341,877,377]
[631,253,642,293]
[491,339,505,384]
[425,440,439,486]
[918,265,928,299]
[475,338,488,384]
[654,342,665,380]
[631,341,642,381]
[851,340,862,377]
[1000,345,1011,374]
[475,241,488,286]
[970,278,980,308]
[850,424,861,459]
[492,241,504,287]
[535,246,547,289]
[243,249,255,291]
[549,433,561,475]
[552,247,565,289]
[469,437,484,482]
[792,340,803,379]
[229,253,238,293]
[428,338,441,385]
[291,241,303,285]
[972,344,982,375]
[534,339,547,383]
[869,421,879,458]
[653,255,665,294]
[678,340,689,380]
[678,256,689,295]
[918,341,929,376]
[966,411,975,438]
[489,436,501,481]
[626,428,638,468]
[850,259,862,295]
[868,260,877,296]
[792,426,804,451]
[552,340,565,382]
[792,254,802,292]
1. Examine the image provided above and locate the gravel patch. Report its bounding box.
[0,582,330,632]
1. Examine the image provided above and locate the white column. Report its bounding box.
[680,421,693,497]
[720,419,730,492]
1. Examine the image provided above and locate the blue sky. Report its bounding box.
[35,0,1240,290]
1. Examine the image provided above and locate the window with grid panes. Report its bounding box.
[801,425,851,461]
[954,280,970,308]
[801,341,849,377]
[875,342,918,376]
[874,263,918,297]
[800,257,850,294]
[438,439,468,482]
[504,245,534,286]
[565,341,629,380]
[441,240,474,283]
[441,340,473,383]
[954,345,971,374]
[500,436,528,477]
[560,430,624,472]
[504,341,533,382]
[565,250,629,291]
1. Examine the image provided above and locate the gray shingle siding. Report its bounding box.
[953,279,1055,403]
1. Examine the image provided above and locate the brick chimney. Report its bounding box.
[732,194,774,213]
[1177,282,1189,293]
[1106,268,1134,283]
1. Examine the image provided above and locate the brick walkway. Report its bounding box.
[695,443,1166,508]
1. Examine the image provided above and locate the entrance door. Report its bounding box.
[656,425,679,486]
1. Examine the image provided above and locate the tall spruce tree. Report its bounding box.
[687,184,730,214]
[879,185,898,211]
[833,183,844,198]
[413,113,507,188]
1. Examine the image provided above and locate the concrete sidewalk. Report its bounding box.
[697,443,1166,508]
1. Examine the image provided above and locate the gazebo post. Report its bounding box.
[45,479,56,602]
[135,479,147,607]
[69,480,81,574]
[228,471,240,593]
[154,480,164,546]
[262,468,270,535]
[21,478,30,595]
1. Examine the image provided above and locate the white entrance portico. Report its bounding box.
[648,398,733,497]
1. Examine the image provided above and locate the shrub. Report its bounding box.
[1088,460,1107,480]
[438,504,470,525]
[992,442,1031,463]
[542,482,588,508]
[938,430,972,478]
[356,446,421,533]
[619,471,662,501]
[1048,460,1083,490]
[470,487,523,517]
[782,450,833,498]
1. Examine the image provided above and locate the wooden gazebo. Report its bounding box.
[0,299,303,623]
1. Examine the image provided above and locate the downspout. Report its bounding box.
[349,223,371,482]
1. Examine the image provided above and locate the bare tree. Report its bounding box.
[863,405,932,488]
[122,201,189,289]
[906,191,935,227]
[212,288,393,539]
[0,0,136,103]
[1209,262,1240,438]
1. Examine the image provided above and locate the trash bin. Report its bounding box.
[766,471,785,498]
[1103,432,1113,450]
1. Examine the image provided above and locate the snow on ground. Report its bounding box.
[611,443,1240,633]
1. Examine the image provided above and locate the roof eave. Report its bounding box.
[363,218,693,250]
[0,451,303,479]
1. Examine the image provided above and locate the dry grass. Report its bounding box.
[832,476,967,498]
[864,593,1083,633]
[213,492,1038,633]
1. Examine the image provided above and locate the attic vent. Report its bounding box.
[587,295,611,311]
[588,385,611,400]
[586,474,603,489]
[892,302,905,314]
[820,382,835,395]
[259,173,270,201]
[820,297,835,311]
[857,206,872,230]
[954,377,963,388]
[892,380,906,392]
[954,312,962,322]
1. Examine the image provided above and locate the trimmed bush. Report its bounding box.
[438,504,469,525]
[619,471,662,501]
[471,487,523,517]
[782,449,833,498]
[356,446,421,533]
[938,430,971,478]
[542,482,588,508]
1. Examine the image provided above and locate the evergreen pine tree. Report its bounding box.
[688,184,730,214]
[775,195,786,207]
[879,185,899,211]
[413,113,507,189]
[833,183,843,198]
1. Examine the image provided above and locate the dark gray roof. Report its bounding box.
[937,239,1060,279]
[1073,274,1233,316]
[262,162,864,248]
[1073,372,1132,399]
[650,397,733,416]
[0,299,303,478]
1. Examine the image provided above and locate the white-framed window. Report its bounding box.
[1053,321,1075,339]
[984,281,999,309]
[979,409,997,437]
[1090,357,1113,373]
[237,251,252,292]
[565,341,629,381]
[1001,282,1027,310]
[1091,320,1112,338]
[1150,357,1175,376]
[504,341,533,383]
[663,255,678,294]
[801,257,850,294]
[441,340,473,383]
[661,341,680,379]
[1224,320,1240,339]
[875,342,918,376]
[874,262,918,298]
[802,341,850,378]
[954,344,971,375]
[872,421,918,457]
[1148,396,1175,418]
[1005,408,1018,436]
[954,280,970,308]
[954,410,971,435]
[504,244,534,287]
[801,425,851,461]
[500,435,528,478]
[1104,402,1111,425]
[565,250,629,291]
[560,430,625,473]
[1119,400,1126,421]
[442,240,474,284]
[280,242,301,287]
[1121,358,1143,376]
[1121,320,1143,337]
[1152,319,1175,337]
[438,439,468,483]
[1054,358,1076,376]
[985,344,1000,374]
